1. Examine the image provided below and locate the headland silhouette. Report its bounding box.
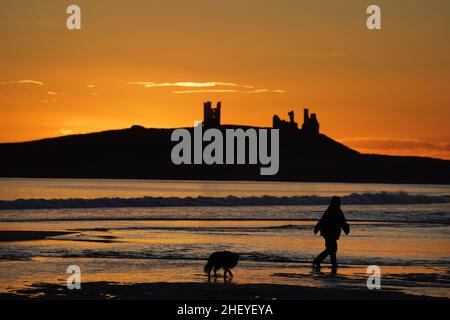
[0,101,449,184]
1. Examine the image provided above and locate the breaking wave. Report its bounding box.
[0,192,449,210]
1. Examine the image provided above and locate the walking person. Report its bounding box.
[313,196,350,270]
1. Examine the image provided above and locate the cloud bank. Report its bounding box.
[342,138,450,152]
[341,138,450,159]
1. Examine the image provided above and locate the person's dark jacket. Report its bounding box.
[314,206,350,240]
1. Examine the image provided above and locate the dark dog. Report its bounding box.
[204,251,239,279]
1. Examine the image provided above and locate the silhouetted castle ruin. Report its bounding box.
[203,101,221,128]
[301,108,319,134]
[203,101,319,134]
[273,111,298,131]
[273,108,320,134]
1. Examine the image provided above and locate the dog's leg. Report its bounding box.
[213,267,219,277]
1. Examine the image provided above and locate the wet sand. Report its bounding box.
[1,281,446,300]
[1,224,449,299]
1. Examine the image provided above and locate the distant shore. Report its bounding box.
[1,281,445,300]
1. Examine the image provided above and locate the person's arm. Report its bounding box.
[339,209,350,235]
[314,219,321,234]
[342,222,350,235]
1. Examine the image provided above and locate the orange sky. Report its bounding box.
[1,0,449,159]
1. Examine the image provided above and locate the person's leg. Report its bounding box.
[313,239,330,266]
[326,239,338,268]
[313,249,329,265]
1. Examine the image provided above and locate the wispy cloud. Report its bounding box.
[298,53,345,58]
[174,88,287,94]
[41,98,56,103]
[279,51,345,58]
[85,84,98,95]
[128,81,286,94]
[59,128,75,135]
[173,89,238,94]
[1,80,44,86]
[247,89,286,94]
[127,81,254,89]
[47,91,58,95]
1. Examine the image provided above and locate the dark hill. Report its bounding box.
[0,125,448,184]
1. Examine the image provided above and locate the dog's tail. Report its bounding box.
[204,261,213,275]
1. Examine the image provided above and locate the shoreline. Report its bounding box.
[1,176,450,186]
[1,281,446,300]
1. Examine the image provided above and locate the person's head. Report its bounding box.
[329,196,341,208]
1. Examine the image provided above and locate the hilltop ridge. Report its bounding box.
[0,102,448,184]
[0,123,448,184]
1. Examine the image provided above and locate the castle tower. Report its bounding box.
[273,110,298,130]
[304,109,309,125]
[302,108,320,135]
[203,101,221,128]
[288,111,295,123]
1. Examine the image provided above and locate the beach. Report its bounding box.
[0,179,449,300]
[1,280,442,300]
